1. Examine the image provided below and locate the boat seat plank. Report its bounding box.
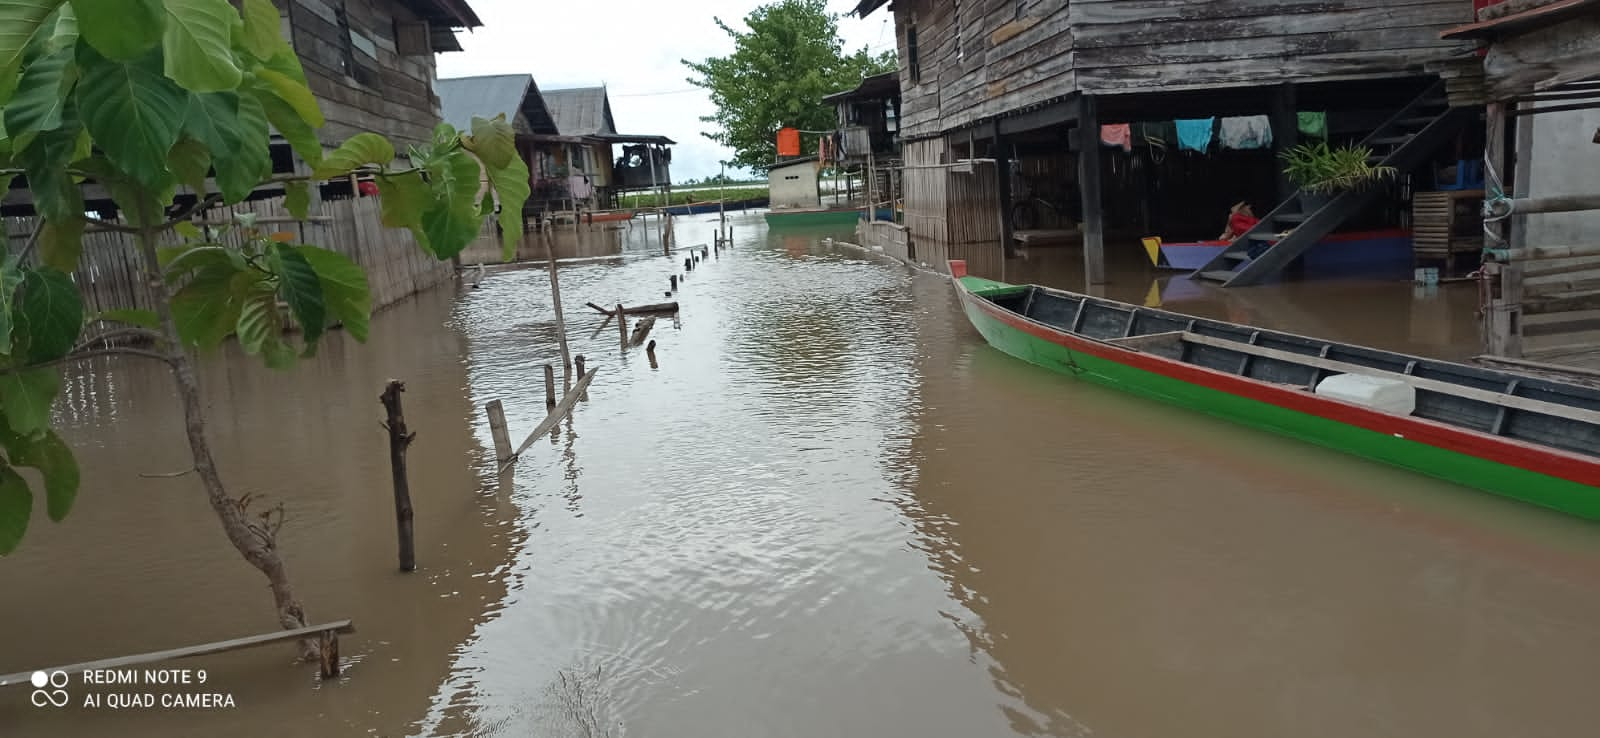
[1105,331,1186,350]
[1179,332,1600,426]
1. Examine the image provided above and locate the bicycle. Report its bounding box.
[1009,174,1081,231]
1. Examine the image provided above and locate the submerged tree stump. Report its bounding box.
[380,381,417,572]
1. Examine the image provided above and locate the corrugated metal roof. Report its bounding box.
[437,74,559,135]
[543,87,618,136]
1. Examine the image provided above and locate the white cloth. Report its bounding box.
[1218,116,1274,150]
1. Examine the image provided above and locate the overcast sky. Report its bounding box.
[435,0,894,181]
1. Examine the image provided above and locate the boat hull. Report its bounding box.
[764,206,890,227]
[952,272,1600,521]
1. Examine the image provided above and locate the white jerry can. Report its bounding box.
[1314,373,1417,415]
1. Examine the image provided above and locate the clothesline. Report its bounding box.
[1096,113,1329,154]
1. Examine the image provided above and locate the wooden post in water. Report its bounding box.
[379,381,416,572]
[684,257,693,272]
[616,303,628,348]
[319,631,341,679]
[646,339,658,369]
[485,400,513,463]
[544,364,556,408]
[544,234,572,370]
[669,275,677,292]
[1077,95,1107,285]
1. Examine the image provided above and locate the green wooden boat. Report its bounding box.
[949,260,1600,521]
[763,206,870,227]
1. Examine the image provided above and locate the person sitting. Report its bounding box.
[1219,201,1260,241]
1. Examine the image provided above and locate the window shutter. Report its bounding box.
[395,20,431,56]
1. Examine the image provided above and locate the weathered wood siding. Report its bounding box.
[285,0,443,151]
[902,139,1002,246]
[892,0,1075,139]
[888,0,1476,139]
[1071,0,1476,94]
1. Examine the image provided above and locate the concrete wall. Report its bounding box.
[769,162,820,210]
[1523,107,1600,245]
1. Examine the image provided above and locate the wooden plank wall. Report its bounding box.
[2,197,454,319]
[887,0,1475,141]
[286,0,443,152]
[901,137,1002,248]
[1070,0,1477,94]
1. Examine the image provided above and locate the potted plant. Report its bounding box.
[1279,141,1398,212]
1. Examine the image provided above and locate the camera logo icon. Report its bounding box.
[30,671,69,708]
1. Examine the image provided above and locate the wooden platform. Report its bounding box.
[1013,229,1081,247]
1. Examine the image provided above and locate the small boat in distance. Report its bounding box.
[764,205,896,227]
[948,260,1600,521]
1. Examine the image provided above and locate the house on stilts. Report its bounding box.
[847,0,1496,288]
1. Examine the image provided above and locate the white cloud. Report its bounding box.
[436,0,894,181]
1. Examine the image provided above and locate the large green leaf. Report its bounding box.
[268,243,323,348]
[161,245,242,283]
[294,245,369,342]
[4,429,77,521]
[313,133,393,179]
[45,3,77,52]
[0,0,67,107]
[3,44,76,153]
[486,156,531,260]
[251,80,320,166]
[234,283,278,355]
[38,214,84,273]
[15,119,84,220]
[169,265,243,348]
[255,67,322,128]
[161,0,243,92]
[18,268,83,363]
[0,368,61,436]
[0,257,22,356]
[210,92,270,203]
[417,147,484,259]
[70,0,162,60]
[75,45,187,187]
[376,171,427,229]
[283,180,309,219]
[466,114,516,170]
[168,137,211,195]
[0,466,33,555]
[239,0,288,62]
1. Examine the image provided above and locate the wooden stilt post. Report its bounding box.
[485,400,512,462]
[995,121,1015,258]
[544,364,556,407]
[1271,82,1299,203]
[1078,94,1106,285]
[1484,102,1521,357]
[379,381,416,572]
[545,234,571,369]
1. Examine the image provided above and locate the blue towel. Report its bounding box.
[1175,118,1214,153]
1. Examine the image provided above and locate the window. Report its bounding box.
[907,25,920,84]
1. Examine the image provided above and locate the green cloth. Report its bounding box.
[1298,111,1328,139]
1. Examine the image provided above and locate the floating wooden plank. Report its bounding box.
[1013,229,1081,246]
[585,301,679,316]
[1178,332,1600,426]
[0,620,356,688]
[499,368,600,472]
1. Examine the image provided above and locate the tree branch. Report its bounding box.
[74,327,164,351]
[16,226,43,264]
[0,347,175,376]
[84,216,141,234]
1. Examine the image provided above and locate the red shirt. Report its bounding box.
[358,181,379,197]
[1229,212,1260,236]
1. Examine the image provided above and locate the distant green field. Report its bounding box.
[622,187,769,208]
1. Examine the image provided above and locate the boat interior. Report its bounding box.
[982,285,1600,458]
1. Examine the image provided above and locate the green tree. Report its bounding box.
[683,0,894,170]
[0,0,528,652]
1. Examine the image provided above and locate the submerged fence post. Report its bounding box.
[485,400,513,462]
[646,339,658,369]
[616,304,628,348]
[575,354,586,377]
[545,234,572,370]
[544,364,557,408]
[380,380,416,572]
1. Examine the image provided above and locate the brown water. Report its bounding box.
[4,214,1600,737]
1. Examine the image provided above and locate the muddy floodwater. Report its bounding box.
[4,213,1600,737]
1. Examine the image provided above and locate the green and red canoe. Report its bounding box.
[949,260,1600,521]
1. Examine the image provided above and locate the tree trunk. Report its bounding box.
[135,223,317,660]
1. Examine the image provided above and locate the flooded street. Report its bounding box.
[4,214,1600,737]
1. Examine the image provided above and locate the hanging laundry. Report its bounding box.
[1297,111,1328,139]
[1100,123,1133,152]
[1136,121,1177,151]
[1219,116,1274,150]
[1175,118,1215,153]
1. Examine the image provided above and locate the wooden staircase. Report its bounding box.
[1194,82,1475,287]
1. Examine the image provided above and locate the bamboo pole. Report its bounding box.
[544,234,571,369]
